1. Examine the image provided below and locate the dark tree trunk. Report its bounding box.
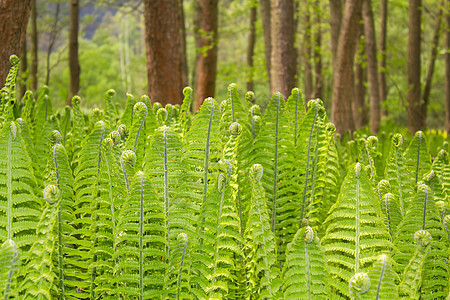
[143,0,188,107]
[362,0,380,133]
[68,0,80,105]
[30,0,38,91]
[407,0,422,133]
[446,0,450,134]
[270,0,297,98]
[331,0,362,136]
[352,25,367,129]
[329,0,342,70]
[260,0,272,89]
[378,0,388,116]
[313,0,323,99]
[195,0,218,110]
[19,38,28,99]
[304,0,313,98]
[0,0,32,88]
[247,3,257,92]
[421,3,444,127]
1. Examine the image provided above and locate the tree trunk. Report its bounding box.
[362,0,380,133]
[329,0,342,70]
[247,3,257,92]
[46,3,61,86]
[143,0,188,107]
[195,0,219,110]
[30,0,38,91]
[352,25,367,129]
[270,0,297,98]
[421,3,444,127]
[191,0,202,107]
[260,0,272,89]
[331,0,362,136]
[0,0,32,88]
[68,0,80,105]
[446,0,450,134]
[19,38,28,99]
[313,0,323,99]
[304,0,313,98]
[407,0,422,133]
[378,0,388,116]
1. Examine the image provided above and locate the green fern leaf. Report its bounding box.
[0,240,18,299]
[404,131,432,185]
[364,254,399,300]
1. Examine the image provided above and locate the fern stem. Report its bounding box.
[299,103,319,223]
[394,149,405,218]
[3,240,17,300]
[294,91,300,147]
[134,111,146,152]
[271,92,280,233]
[163,126,169,257]
[7,125,12,241]
[415,132,422,184]
[306,121,322,220]
[53,145,65,298]
[422,185,428,230]
[355,166,361,273]
[176,237,189,300]
[139,172,144,300]
[384,194,393,239]
[375,255,387,300]
[202,100,214,210]
[305,243,311,300]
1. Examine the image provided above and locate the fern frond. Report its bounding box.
[404,131,432,185]
[364,254,399,300]
[0,240,18,299]
[178,87,193,136]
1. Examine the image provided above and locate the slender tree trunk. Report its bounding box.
[191,0,202,105]
[329,0,342,70]
[378,0,388,116]
[30,0,38,91]
[195,0,219,110]
[362,0,380,133]
[407,0,422,133]
[304,0,313,98]
[270,0,297,98]
[331,0,362,136]
[352,25,367,129]
[313,0,323,99]
[260,0,272,88]
[446,0,450,134]
[0,0,31,87]
[19,39,28,99]
[421,3,444,127]
[247,3,257,92]
[143,0,188,106]
[68,0,80,105]
[46,3,61,86]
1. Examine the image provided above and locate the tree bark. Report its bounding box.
[46,3,61,86]
[260,0,272,89]
[0,0,32,88]
[69,0,80,105]
[407,0,422,133]
[143,0,188,107]
[30,0,38,91]
[270,0,297,98]
[329,0,342,70]
[421,3,444,127]
[378,0,388,115]
[313,0,323,99]
[331,0,362,136]
[362,0,380,133]
[304,0,313,98]
[352,25,367,129]
[247,3,257,92]
[446,0,450,134]
[195,0,219,110]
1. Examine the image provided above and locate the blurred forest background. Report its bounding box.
[0,0,449,135]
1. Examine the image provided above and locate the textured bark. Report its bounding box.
[143,0,188,107]
[195,0,218,110]
[352,25,367,129]
[362,0,380,133]
[407,0,422,133]
[0,0,32,88]
[304,1,313,98]
[247,4,257,92]
[68,0,80,105]
[260,0,272,88]
[270,0,297,98]
[30,0,38,91]
[329,0,343,70]
[313,0,323,99]
[331,0,362,136]
[446,0,450,134]
[378,0,388,115]
[422,3,443,127]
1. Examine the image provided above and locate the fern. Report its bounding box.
[322,163,391,299]
[0,239,18,299]
[0,55,20,121]
[404,131,432,185]
[164,233,192,299]
[282,225,330,299]
[124,102,148,167]
[178,87,193,136]
[364,254,399,300]
[119,93,135,128]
